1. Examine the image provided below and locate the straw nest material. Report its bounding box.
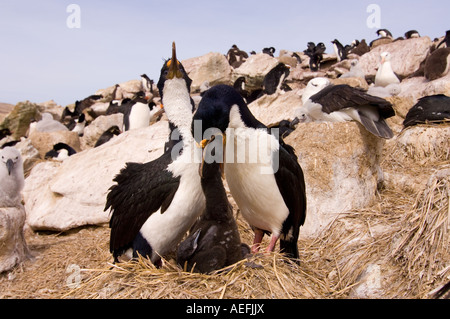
[1,126,449,299]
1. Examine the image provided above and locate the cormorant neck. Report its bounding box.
[201,165,231,221]
[162,78,194,141]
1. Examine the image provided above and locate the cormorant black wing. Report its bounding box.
[273,141,307,259]
[105,150,181,256]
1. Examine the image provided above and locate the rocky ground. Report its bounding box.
[0,35,449,299]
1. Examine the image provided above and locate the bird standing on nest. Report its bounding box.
[105,43,205,267]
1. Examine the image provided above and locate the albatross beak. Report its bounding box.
[6,159,13,175]
[167,42,183,79]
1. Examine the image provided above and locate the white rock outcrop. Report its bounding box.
[248,90,302,125]
[285,121,385,238]
[182,52,232,92]
[23,121,169,231]
[80,113,124,150]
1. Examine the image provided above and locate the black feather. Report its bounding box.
[105,149,181,258]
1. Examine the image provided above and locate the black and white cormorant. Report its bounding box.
[105,43,205,266]
[192,84,307,262]
[177,133,249,273]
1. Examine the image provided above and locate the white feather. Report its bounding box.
[138,76,205,264]
[375,52,400,87]
[140,146,205,263]
[225,105,288,236]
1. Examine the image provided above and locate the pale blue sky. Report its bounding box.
[0,0,448,106]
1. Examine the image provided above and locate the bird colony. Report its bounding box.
[0,29,449,299]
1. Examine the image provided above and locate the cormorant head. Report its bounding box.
[192,85,264,143]
[198,133,225,180]
[156,42,192,100]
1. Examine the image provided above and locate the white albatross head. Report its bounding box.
[301,77,332,104]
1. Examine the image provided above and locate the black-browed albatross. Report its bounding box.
[296,77,395,139]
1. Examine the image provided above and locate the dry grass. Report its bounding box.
[1,127,449,299]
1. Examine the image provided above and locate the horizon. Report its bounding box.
[0,0,448,107]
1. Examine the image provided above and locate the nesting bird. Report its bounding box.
[193,84,307,262]
[177,134,248,273]
[94,126,121,148]
[403,95,450,128]
[375,52,400,87]
[105,43,205,267]
[71,113,86,136]
[33,113,69,133]
[44,143,77,161]
[424,47,450,81]
[340,59,366,79]
[0,147,24,207]
[297,77,395,139]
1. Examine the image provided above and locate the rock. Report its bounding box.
[231,53,280,91]
[182,52,232,93]
[331,77,369,90]
[285,121,385,238]
[14,138,41,176]
[395,125,450,162]
[0,205,31,273]
[37,100,64,121]
[385,96,415,119]
[80,113,124,150]
[90,102,111,116]
[359,37,432,79]
[32,113,69,134]
[397,72,450,104]
[95,84,120,102]
[23,121,169,231]
[370,37,394,49]
[248,90,301,125]
[29,130,81,159]
[278,55,298,68]
[0,101,39,140]
[117,79,143,99]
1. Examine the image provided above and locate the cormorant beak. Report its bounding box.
[198,134,226,179]
[6,159,13,175]
[198,136,215,179]
[167,42,183,80]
